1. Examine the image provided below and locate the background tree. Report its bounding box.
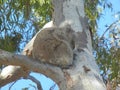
[0,0,119,90]
[85,0,120,89]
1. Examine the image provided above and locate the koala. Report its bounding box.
[22,22,75,68]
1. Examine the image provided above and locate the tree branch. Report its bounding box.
[100,20,120,39]
[0,49,66,89]
[27,75,42,90]
[0,65,29,87]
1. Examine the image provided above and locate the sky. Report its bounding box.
[1,72,58,90]
[97,0,120,37]
[1,0,120,90]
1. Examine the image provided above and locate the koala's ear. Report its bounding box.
[22,36,35,56]
[22,21,54,56]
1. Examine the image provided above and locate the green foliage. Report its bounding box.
[84,0,113,33]
[0,0,7,4]
[0,0,52,53]
[30,0,52,29]
[0,32,22,52]
[93,21,120,89]
[95,38,120,89]
[84,0,120,89]
[84,0,100,33]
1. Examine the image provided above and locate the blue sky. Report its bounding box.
[1,72,58,90]
[97,0,120,37]
[1,0,120,90]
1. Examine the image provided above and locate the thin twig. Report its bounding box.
[9,80,17,90]
[27,75,43,90]
[100,20,120,39]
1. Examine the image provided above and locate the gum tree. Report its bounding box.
[0,0,106,90]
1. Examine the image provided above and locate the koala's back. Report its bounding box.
[32,27,73,67]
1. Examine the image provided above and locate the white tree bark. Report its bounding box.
[52,0,106,90]
[0,0,106,90]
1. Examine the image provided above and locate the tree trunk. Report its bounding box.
[52,0,106,90]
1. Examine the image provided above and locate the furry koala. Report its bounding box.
[22,22,75,68]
